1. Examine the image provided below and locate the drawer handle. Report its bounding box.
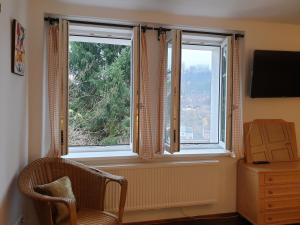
[268,204,272,208]
[268,190,273,195]
[268,217,273,221]
[268,178,273,182]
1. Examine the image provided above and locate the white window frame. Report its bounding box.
[164,30,182,153]
[67,23,139,153]
[62,21,238,159]
[219,37,233,150]
[167,32,233,152]
[180,44,221,145]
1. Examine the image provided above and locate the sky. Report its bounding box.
[182,48,212,70]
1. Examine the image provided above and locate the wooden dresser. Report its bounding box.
[237,160,300,225]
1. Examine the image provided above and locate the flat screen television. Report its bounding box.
[251,50,300,98]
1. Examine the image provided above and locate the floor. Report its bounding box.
[155,216,251,225]
[126,214,252,225]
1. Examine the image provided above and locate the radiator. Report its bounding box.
[98,160,220,211]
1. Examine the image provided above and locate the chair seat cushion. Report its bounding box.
[59,209,119,225]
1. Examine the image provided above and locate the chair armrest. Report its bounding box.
[89,167,125,183]
[91,168,128,222]
[26,191,77,225]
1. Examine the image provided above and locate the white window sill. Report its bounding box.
[64,150,137,159]
[63,147,232,166]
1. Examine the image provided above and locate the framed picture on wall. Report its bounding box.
[11,19,25,76]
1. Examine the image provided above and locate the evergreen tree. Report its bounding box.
[68,42,131,146]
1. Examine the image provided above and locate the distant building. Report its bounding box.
[180,126,194,141]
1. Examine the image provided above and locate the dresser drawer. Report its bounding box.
[263,210,300,224]
[264,173,300,185]
[263,185,300,198]
[262,197,300,211]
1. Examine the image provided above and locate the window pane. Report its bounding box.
[180,45,220,145]
[220,45,227,142]
[68,40,131,146]
[164,43,173,146]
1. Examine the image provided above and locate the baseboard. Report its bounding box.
[124,212,240,225]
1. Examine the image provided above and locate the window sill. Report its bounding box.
[63,148,232,166]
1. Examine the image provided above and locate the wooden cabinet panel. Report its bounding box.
[263,185,300,198]
[265,173,300,185]
[262,197,300,211]
[238,161,300,225]
[244,120,298,163]
[265,122,296,161]
[263,210,300,224]
[245,122,269,162]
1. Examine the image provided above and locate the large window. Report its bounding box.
[68,24,133,151]
[165,32,232,151]
[65,23,234,154]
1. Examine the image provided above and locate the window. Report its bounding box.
[181,44,220,145]
[68,24,135,152]
[165,32,232,151]
[63,22,235,156]
[164,30,181,153]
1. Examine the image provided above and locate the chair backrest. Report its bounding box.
[19,157,107,209]
[19,157,57,196]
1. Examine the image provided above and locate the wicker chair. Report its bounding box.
[18,157,127,225]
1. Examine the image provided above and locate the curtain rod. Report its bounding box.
[44,17,134,29]
[44,17,244,38]
[70,34,131,41]
[182,29,244,38]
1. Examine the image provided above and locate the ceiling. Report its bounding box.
[57,0,300,24]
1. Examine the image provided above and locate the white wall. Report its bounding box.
[26,0,300,223]
[0,0,28,224]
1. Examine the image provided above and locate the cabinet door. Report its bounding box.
[244,119,298,163]
[244,122,269,162]
[263,121,297,161]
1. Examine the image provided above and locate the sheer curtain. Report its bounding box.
[138,31,155,159]
[137,30,168,159]
[231,36,244,158]
[47,19,69,157]
[156,32,167,155]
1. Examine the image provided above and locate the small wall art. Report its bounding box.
[11,19,25,76]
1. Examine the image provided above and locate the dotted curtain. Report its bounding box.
[47,19,69,157]
[156,33,167,155]
[231,37,244,158]
[138,31,155,159]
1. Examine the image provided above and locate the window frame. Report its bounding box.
[67,23,138,153]
[167,32,233,152]
[180,43,221,146]
[221,36,233,151]
[61,21,238,158]
[164,30,182,154]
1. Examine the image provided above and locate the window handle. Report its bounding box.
[174,130,176,143]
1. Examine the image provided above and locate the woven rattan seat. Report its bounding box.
[18,157,127,225]
[60,209,118,225]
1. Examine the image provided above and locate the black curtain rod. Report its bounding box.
[70,34,131,41]
[182,29,244,38]
[141,26,244,38]
[44,17,134,29]
[44,17,244,38]
[69,19,134,29]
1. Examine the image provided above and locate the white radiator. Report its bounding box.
[98,160,220,211]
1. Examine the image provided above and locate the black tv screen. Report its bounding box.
[251,50,300,98]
